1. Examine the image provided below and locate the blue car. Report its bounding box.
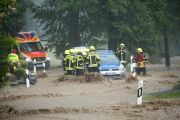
[97,50,126,77]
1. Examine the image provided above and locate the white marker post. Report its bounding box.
[130,55,136,77]
[137,80,143,105]
[26,69,30,88]
[132,66,136,77]
[42,62,46,73]
[130,56,134,72]
[33,59,36,74]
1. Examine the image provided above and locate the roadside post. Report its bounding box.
[33,59,36,74]
[137,80,143,105]
[132,66,136,77]
[26,69,30,88]
[130,55,136,77]
[130,56,133,72]
[43,62,46,73]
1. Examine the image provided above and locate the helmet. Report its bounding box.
[120,43,125,49]
[137,48,143,53]
[89,46,95,51]
[82,51,87,56]
[69,49,74,54]
[64,50,70,55]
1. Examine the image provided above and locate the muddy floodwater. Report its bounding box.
[0,57,180,120]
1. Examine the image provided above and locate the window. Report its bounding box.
[100,54,119,64]
[20,42,44,52]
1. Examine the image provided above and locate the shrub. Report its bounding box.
[14,68,26,80]
[0,34,16,89]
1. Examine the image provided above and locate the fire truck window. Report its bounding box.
[20,42,43,52]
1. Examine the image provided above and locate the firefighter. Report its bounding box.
[7,52,20,74]
[75,51,85,76]
[64,49,75,75]
[116,43,129,67]
[82,51,88,72]
[134,48,148,75]
[6,45,27,80]
[87,46,100,73]
[63,49,70,71]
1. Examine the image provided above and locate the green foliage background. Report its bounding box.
[0,0,180,88]
[32,0,180,63]
[0,0,32,89]
[0,34,16,89]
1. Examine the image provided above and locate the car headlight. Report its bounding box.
[46,57,50,61]
[26,57,31,62]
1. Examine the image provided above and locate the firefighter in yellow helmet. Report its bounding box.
[75,51,85,76]
[7,52,20,74]
[116,43,129,67]
[134,48,148,75]
[63,49,70,72]
[87,46,100,72]
[6,44,27,81]
[7,53,19,63]
[64,49,75,75]
[81,51,89,72]
[7,45,21,74]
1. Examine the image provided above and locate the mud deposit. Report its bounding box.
[0,61,180,120]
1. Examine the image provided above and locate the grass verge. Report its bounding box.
[144,91,180,101]
[144,83,180,101]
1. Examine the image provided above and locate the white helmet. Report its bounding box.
[120,43,125,49]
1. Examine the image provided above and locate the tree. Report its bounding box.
[32,0,100,56]
[0,34,16,89]
[98,0,161,55]
[0,0,15,30]
[147,0,180,67]
[0,0,31,89]
[1,0,34,36]
[32,0,179,65]
[0,0,15,16]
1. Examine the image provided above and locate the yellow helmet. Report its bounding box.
[89,46,95,51]
[137,48,143,53]
[82,51,87,56]
[69,49,74,54]
[64,50,70,55]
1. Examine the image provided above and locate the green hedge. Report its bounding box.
[0,34,16,89]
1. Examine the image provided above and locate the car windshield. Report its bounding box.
[20,42,44,52]
[100,53,120,64]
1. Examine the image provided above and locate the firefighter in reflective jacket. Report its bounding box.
[64,50,75,75]
[87,46,100,73]
[134,48,148,75]
[116,43,129,67]
[82,51,88,72]
[75,52,85,76]
[63,50,70,71]
[7,53,20,74]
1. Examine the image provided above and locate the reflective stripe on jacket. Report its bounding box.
[65,54,75,71]
[87,52,100,68]
[76,55,84,69]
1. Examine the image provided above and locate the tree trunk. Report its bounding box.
[108,33,116,52]
[163,30,170,67]
[107,28,116,52]
[107,26,113,50]
[69,11,80,47]
[107,19,117,51]
[107,10,117,52]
